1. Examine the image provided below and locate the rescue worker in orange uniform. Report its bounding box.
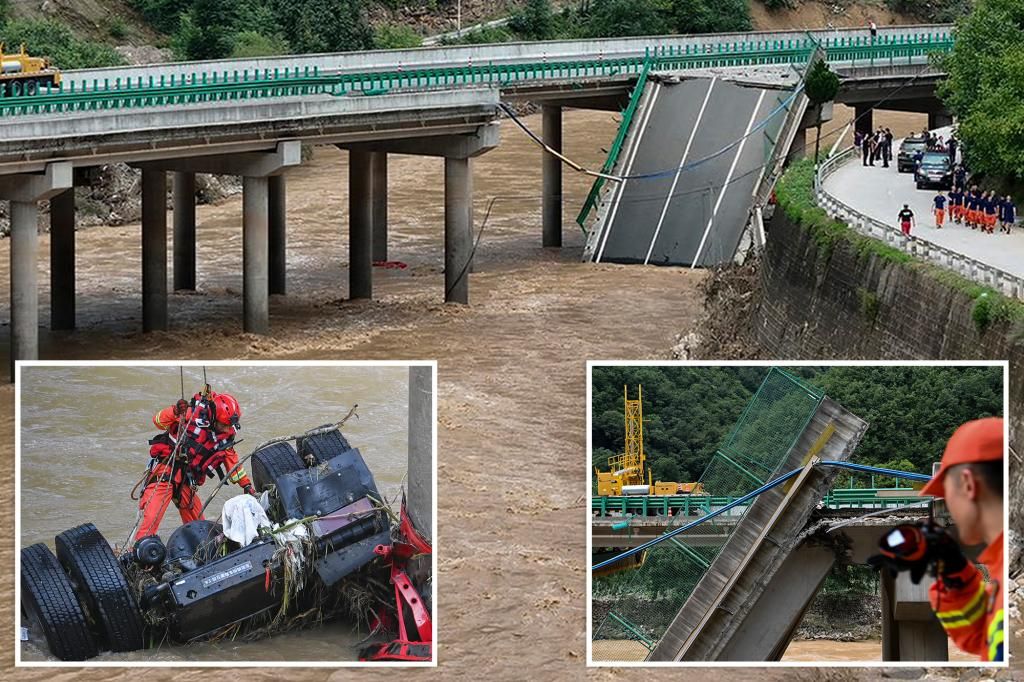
[136,391,256,541]
[871,417,1004,662]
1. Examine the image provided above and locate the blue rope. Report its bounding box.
[591,461,930,572]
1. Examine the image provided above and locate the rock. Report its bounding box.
[114,45,174,66]
[881,668,926,680]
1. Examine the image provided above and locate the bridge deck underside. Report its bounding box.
[593,77,788,267]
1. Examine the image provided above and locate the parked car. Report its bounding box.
[20,427,398,661]
[915,152,953,190]
[897,136,928,173]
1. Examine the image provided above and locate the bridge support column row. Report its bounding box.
[172,171,196,292]
[542,104,562,248]
[141,169,168,332]
[349,150,374,300]
[243,176,269,333]
[445,156,472,304]
[854,104,874,139]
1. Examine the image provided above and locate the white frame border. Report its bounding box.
[14,359,439,669]
[585,359,1011,669]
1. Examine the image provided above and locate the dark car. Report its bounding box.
[897,136,928,173]
[20,427,400,661]
[915,152,953,190]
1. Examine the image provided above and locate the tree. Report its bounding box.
[174,0,238,60]
[938,0,1024,182]
[0,19,126,68]
[510,0,556,41]
[374,24,422,49]
[804,59,840,164]
[231,30,290,58]
[272,0,373,54]
[131,0,186,34]
[580,0,667,39]
[671,0,752,34]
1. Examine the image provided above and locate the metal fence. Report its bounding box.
[815,147,1024,299]
[591,367,824,662]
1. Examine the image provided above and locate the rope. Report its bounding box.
[591,461,932,571]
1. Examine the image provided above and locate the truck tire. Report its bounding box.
[55,523,146,653]
[20,543,99,661]
[24,79,38,96]
[9,80,22,97]
[298,427,352,466]
[251,441,305,492]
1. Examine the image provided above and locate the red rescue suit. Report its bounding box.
[135,401,252,540]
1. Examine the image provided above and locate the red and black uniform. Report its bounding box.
[136,393,251,540]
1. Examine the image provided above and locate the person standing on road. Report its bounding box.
[869,20,878,40]
[949,187,963,225]
[933,192,946,229]
[954,164,967,191]
[984,191,999,234]
[884,128,894,166]
[898,204,915,238]
[966,187,980,230]
[864,133,875,166]
[854,130,864,157]
[1001,195,1016,234]
[948,134,958,166]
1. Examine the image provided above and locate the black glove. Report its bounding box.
[922,524,968,578]
[867,523,967,585]
[244,484,258,497]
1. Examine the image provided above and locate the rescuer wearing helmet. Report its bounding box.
[135,390,256,540]
[870,417,1005,661]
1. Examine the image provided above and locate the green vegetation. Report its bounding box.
[373,24,423,50]
[230,30,290,58]
[887,0,974,23]
[0,19,126,68]
[591,365,1003,487]
[805,60,840,164]
[856,287,880,323]
[106,17,129,41]
[777,159,1024,334]
[937,0,1024,184]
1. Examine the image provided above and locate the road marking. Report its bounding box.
[691,89,766,268]
[643,78,717,265]
[595,81,662,263]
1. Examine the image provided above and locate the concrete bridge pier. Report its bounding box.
[928,109,954,131]
[445,157,472,304]
[0,163,73,375]
[371,152,388,263]
[141,169,169,332]
[542,105,563,248]
[49,188,76,330]
[172,171,196,292]
[854,105,874,138]
[268,174,286,295]
[349,150,374,300]
[133,141,300,334]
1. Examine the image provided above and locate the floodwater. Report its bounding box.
[17,364,409,662]
[782,639,977,663]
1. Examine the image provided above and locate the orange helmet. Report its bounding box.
[213,393,242,431]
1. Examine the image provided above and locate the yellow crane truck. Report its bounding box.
[0,43,61,97]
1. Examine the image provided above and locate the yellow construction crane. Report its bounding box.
[0,43,61,97]
[595,385,702,497]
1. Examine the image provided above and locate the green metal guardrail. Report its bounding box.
[0,31,952,118]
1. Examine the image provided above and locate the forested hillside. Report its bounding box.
[591,365,1003,484]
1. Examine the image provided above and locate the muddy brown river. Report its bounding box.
[0,106,1018,678]
[17,364,409,662]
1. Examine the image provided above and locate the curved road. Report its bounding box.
[822,127,1024,279]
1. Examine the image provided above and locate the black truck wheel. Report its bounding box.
[251,441,305,492]
[55,523,146,653]
[20,543,99,661]
[298,427,352,466]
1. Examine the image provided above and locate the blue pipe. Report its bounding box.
[591,461,931,572]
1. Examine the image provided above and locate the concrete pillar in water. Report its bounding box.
[444,157,472,304]
[269,174,286,295]
[542,105,563,248]
[854,104,874,139]
[141,169,168,332]
[371,152,388,263]
[172,171,196,291]
[928,109,954,131]
[243,176,269,334]
[49,188,75,330]
[10,200,39,368]
[349,150,373,300]
[407,364,433,611]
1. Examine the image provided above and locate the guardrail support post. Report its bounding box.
[242,176,270,333]
[49,188,75,330]
[371,151,388,263]
[172,171,196,291]
[542,104,563,247]
[269,174,286,295]
[349,150,374,300]
[445,156,472,304]
[141,169,168,332]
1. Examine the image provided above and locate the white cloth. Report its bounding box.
[221,494,272,545]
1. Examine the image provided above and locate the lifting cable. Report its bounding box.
[591,460,932,572]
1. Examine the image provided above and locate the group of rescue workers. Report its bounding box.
[135,388,254,541]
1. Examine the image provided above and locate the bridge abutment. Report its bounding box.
[445,156,472,304]
[928,109,954,131]
[49,188,76,331]
[141,169,169,333]
[172,171,196,292]
[854,105,874,138]
[242,176,270,333]
[542,105,563,248]
[269,174,286,295]
[349,150,374,300]
[371,152,388,263]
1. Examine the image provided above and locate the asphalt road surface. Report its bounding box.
[823,128,1024,279]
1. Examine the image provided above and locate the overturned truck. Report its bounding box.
[20,427,431,662]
